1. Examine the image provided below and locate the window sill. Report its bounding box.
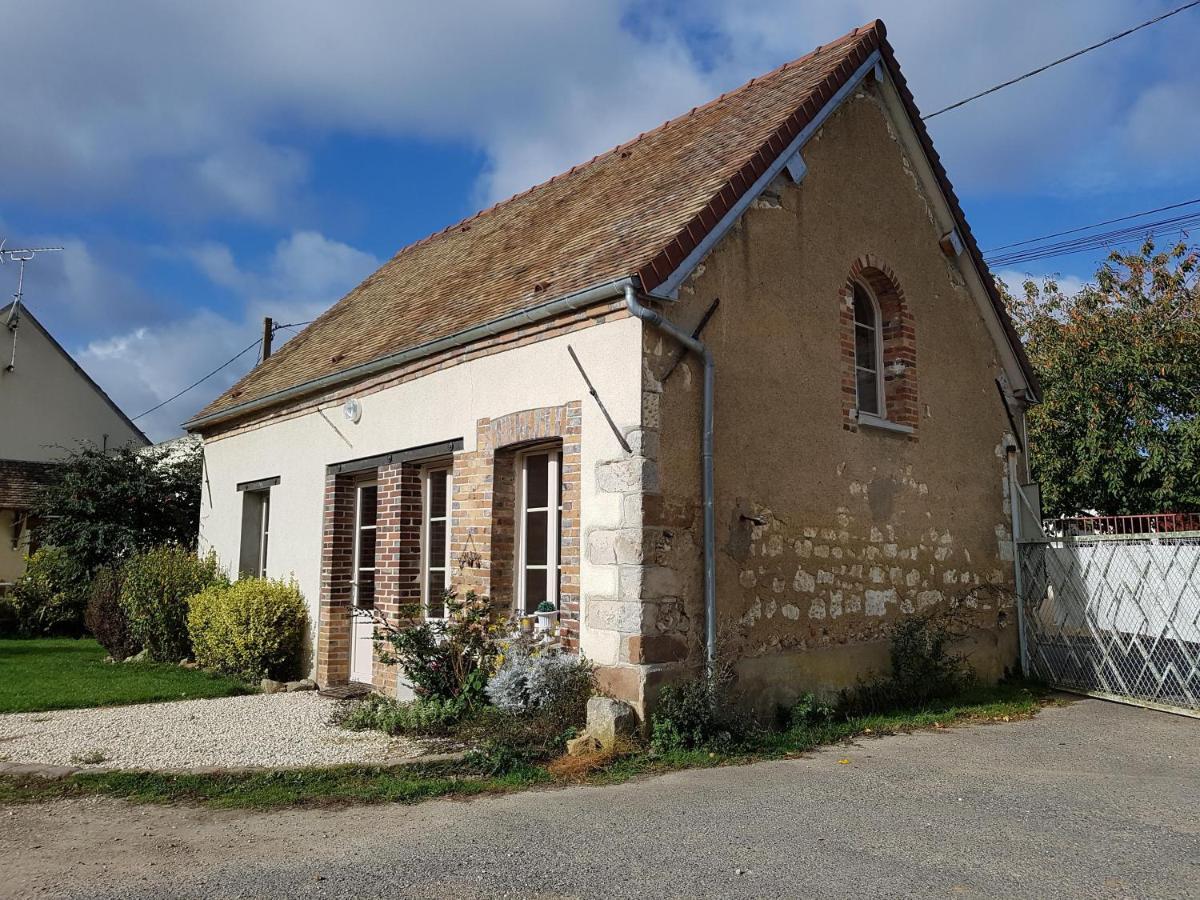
[854,413,914,435]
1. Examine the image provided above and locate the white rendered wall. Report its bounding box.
[199,316,643,673]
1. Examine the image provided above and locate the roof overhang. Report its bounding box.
[644,45,1039,403]
[183,275,636,433]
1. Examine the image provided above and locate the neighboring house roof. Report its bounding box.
[0,459,57,510]
[17,304,151,447]
[189,19,1036,431]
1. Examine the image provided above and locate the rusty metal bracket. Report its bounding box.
[568,344,632,454]
[662,297,720,382]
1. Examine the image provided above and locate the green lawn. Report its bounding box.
[0,638,250,713]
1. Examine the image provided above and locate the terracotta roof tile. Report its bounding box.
[192,18,1034,426]
[0,460,57,510]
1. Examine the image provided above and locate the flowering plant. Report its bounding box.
[372,590,500,706]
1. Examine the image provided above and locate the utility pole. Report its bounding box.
[261,316,273,363]
[2,242,64,373]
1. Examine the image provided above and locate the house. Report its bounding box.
[186,20,1039,717]
[0,302,149,589]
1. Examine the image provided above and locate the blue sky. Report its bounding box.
[2,0,1197,440]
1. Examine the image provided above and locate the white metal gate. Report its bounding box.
[1018,530,1200,715]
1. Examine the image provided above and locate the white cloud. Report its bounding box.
[1,1,1195,218]
[75,231,380,440]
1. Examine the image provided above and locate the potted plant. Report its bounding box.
[534,600,558,634]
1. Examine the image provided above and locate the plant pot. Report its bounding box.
[534,610,559,634]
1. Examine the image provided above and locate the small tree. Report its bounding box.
[33,442,202,574]
[1006,241,1200,516]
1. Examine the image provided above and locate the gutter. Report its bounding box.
[183,276,637,432]
[624,284,718,671]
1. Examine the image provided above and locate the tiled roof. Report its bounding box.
[192,19,1034,427]
[0,460,58,510]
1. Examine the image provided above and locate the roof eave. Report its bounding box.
[184,275,636,434]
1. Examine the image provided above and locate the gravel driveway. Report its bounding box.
[2,698,1195,899]
[0,693,418,771]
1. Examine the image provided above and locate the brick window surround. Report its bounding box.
[452,402,583,651]
[317,403,582,691]
[839,256,918,436]
[317,462,423,691]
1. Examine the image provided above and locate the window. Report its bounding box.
[238,489,271,577]
[353,482,378,610]
[852,281,884,418]
[516,448,562,615]
[422,466,451,619]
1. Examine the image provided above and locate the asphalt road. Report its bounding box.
[2,698,1196,899]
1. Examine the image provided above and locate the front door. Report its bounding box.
[349,480,378,684]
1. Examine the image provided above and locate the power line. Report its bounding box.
[129,319,313,422]
[983,198,1200,254]
[924,0,1200,119]
[132,337,262,421]
[986,209,1200,267]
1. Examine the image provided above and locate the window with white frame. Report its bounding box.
[238,488,271,578]
[852,281,884,418]
[423,466,451,619]
[516,447,563,615]
[353,482,378,610]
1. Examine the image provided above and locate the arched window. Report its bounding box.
[852,281,883,417]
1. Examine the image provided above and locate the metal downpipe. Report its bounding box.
[624,285,717,670]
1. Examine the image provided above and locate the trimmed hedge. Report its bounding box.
[120,547,226,663]
[187,578,308,681]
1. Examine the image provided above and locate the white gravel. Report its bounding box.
[0,693,422,771]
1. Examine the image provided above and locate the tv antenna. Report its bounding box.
[2,241,63,372]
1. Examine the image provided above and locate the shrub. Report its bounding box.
[788,692,836,729]
[9,547,89,637]
[486,643,593,714]
[85,567,140,660]
[376,590,500,705]
[839,611,973,716]
[459,704,584,774]
[335,694,465,736]
[650,664,748,754]
[120,546,226,663]
[187,577,307,681]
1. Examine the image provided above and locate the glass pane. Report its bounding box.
[428,469,447,515]
[428,519,446,565]
[555,453,562,509]
[857,368,880,416]
[524,570,547,613]
[853,283,875,328]
[357,571,375,608]
[359,485,378,527]
[855,324,876,370]
[526,453,549,508]
[525,510,548,565]
[426,571,446,618]
[358,528,377,569]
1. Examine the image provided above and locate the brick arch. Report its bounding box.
[839,256,918,435]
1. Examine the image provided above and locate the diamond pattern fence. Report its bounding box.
[1018,534,1200,713]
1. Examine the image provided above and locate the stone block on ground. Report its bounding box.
[285,678,317,692]
[260,678,285,694]
[586,696,637,748]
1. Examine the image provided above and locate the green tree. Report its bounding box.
[1005,240,1199,517]
[33,441,203,574]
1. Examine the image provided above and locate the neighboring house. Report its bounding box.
[186,20,1039,717]
[0,302,149,588]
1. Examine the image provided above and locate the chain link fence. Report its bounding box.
[1018,533,1200,714]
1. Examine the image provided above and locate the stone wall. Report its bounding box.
[642,84,1025,714]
